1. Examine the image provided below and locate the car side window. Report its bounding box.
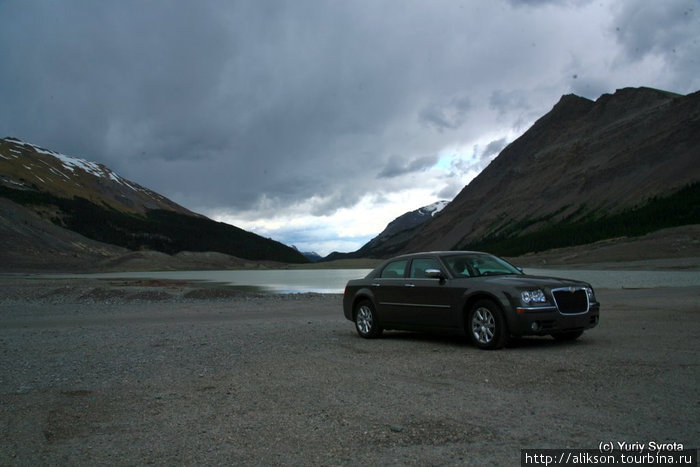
[380,260,408,278]
[445,256,475,277]
[409,258,441,278]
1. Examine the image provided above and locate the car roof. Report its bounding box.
[375,251,492,265]
[385,251,487,259]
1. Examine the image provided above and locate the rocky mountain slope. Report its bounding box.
[0,137,308,268]
[387,87,700,257]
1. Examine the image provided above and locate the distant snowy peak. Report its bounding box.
[291,245,322,262]
[374,200,450,241]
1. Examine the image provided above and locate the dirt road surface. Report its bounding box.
[1,277,698,465]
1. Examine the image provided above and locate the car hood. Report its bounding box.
[470,274,591,289]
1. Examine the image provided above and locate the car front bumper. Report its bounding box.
[508,303,600,336]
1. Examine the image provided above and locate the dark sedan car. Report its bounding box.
[343,251,599,350]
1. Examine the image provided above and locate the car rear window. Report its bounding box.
[380,260,408,278]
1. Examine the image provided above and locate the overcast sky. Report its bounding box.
[1,1,698,255]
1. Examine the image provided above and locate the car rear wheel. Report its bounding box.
[551,330,583,341]
[468,300,508,350]
[354,300,382,339]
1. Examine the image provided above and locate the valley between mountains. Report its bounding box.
[1,86,699,272]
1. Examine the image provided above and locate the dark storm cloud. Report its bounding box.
[611,0,699,92]
[378,154,439,179]
[1,0,698,253]
[489,90,532,116]
[1,0,478,215]
[481,138,508,160]
[1,2,377,206]
[612,1,698,62]
[0,2,231,154]
[419,96,472,132]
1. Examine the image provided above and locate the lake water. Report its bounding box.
[61,269,374,294]
[47,267,700,294]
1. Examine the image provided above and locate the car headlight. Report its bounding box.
[521,289,547,305]
[584,287,596,302]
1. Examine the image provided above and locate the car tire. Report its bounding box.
[467,299,508,350]
[551,330,584,341]
[354,300,383,339]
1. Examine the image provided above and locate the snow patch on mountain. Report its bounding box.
[1,136,185,214]
[419,200,449,217]
[5,138,150,195]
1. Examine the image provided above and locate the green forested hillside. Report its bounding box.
[461,183,699,256]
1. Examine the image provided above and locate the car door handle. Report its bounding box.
[371,283,381,287]
[405,283,416,287]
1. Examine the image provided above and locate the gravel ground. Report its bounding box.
[0,276,698,465]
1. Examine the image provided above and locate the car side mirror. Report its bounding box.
[425,269,446,284]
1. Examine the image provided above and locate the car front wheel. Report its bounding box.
[468,300,508,350]
[354,300,382,339]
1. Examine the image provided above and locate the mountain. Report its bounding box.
[324,200,449,260]
[400,87,700,256]
[343,87,700,258]
[0,137,308,267]
[291,246,323,262]
[302,252,323,262]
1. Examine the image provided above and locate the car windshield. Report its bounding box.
[442,253,521,278]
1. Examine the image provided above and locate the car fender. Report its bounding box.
[344,287,376,321]
[457,289,513,331]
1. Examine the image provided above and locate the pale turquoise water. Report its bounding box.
[51,269,373,294]
[41,268,700,294]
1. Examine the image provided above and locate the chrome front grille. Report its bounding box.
[552,287,589,314]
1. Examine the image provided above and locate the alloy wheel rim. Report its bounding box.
[357,306,372,334]
[472,307,495,343]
